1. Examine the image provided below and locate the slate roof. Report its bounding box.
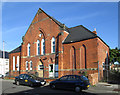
[63,25,97,44]
[9,46,21,54]
[0,50,9,59]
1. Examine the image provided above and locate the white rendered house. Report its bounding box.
[0,50,9,76]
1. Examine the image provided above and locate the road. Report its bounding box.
[1,79,119,95]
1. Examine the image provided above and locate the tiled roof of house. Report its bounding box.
[9,46,21,54]
[63,25,97,44]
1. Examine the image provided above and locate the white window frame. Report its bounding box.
[38,65,44,70]
[30,61,32,70]
[17,56,19,71]
[103,62,105,70]
[27,43,30,56]
[41,39,45,55]
[37,40,40,55]
[26,61,28,70]
[51,37,55,53]
[13,56,15,71]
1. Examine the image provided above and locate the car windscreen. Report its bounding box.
[29,74,37,79]
[80,76,88,81]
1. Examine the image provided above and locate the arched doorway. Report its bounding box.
[37,59,44,77]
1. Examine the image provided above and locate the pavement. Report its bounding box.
[85,82,120,94]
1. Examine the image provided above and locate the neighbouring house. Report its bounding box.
[9,8,109,85]
[0,50,9,77]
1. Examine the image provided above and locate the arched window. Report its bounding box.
[41,39,45,55]
[30,61,32,70]
[37,40,40,55]
[27,43,30,56]
[51,37,55,53]
[26,61,28,70]
[70,46,76,70]
[80,45,87,69]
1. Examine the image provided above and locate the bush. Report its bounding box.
[79,70,87,77]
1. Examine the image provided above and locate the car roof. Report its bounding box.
[64,75,83,77]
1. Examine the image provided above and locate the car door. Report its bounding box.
[23,74,30,85]
[19,74,25,85]
[56,76,68,89]
[66,75,77,89]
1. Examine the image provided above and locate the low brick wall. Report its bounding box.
[88,73,98,85]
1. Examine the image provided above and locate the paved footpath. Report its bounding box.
[85,82,120,94]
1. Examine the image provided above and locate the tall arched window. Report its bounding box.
[80,45,87,69]
[41,39,45,55]
[30,61,32,70]
[51,37,55,53]
[27,43,30,56]
[70,46,76,70]
[37,40,40,55]
[26,61,28,70]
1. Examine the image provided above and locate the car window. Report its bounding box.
[24,74,30,79]
[19,74,24,79]
[68,76,77,81]
[60,76,68,81]
[75,76,81,81]
[80,76,88,81]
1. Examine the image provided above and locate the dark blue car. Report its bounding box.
[15,74,46,87]
[50,75,90,92]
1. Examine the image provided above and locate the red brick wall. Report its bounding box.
[62,37,109,83]
[20,9,68,78]
[9,52,21,77]
[62,38,98,77]
[97,38,109,80]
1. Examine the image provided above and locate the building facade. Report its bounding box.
[0,50,9,77]
[9,8,109,84]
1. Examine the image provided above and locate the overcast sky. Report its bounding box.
[2,2,118,52]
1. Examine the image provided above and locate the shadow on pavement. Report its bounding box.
[2,84,97,95]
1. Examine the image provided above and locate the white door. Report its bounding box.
[49,64,55,78]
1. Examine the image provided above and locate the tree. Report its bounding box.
[109,47,120,63]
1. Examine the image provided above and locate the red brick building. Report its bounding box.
[9,8,109,84]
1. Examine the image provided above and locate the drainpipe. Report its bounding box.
[98,61,100,81]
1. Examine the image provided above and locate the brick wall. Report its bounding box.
[97,38,109,80]
[9,52,21,77]
[20,9,68,78]
[88,73,98,85]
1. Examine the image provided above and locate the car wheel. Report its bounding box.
[75,86,81,93]
[16,81,20,86]
[50,84,56,89]
[30,83,33,87]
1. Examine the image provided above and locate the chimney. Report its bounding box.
[93,28,97,35]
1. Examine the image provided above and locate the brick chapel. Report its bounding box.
[9,8,109,84]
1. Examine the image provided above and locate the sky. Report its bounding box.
[1,2,118,52]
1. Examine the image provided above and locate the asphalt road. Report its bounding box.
[1,79,119,95]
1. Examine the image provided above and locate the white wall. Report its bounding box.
[0,58,9,76]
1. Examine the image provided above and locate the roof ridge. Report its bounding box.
[39,8,68,29]
[69,25,97,36]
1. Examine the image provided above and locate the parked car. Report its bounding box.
[15,74,46,87]
[50,75,90,92]
[0,74,4,79]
